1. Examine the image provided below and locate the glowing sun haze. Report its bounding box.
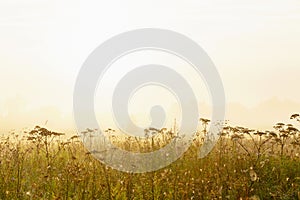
[1,0,300,134]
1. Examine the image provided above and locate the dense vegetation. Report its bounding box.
[0,114,300,199]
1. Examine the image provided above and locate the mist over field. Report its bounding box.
[1,0,300,199]
[1,97,299,137]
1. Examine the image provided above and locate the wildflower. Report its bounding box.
[249,169,258,181]
[291,113,300,119]
[260,161,265,168]
[272,167,276,172]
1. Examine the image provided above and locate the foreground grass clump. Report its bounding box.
[0,114,300,199]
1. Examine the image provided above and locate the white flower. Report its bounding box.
[249,169,258,181]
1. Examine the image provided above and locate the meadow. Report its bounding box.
[0,114,300,200]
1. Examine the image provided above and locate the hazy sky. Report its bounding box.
[1,0,300,133]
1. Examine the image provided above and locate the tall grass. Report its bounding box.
[0,114,300,199]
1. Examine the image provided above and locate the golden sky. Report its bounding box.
[1,0,300,133]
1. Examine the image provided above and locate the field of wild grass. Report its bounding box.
[1,114,300,200]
